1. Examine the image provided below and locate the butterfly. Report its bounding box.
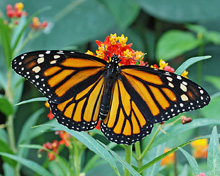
[12,50,210,145]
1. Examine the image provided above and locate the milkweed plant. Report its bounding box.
[0,2,219,176]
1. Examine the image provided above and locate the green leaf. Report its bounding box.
[201,96,220,119]
[207,126,220,175]
[179,164,188,176]
[0,18,12,68]
[103,0,140,29]
[0,95,14,116]
[0,128,8,144]
[206,31,220,45]
[138,135,216,172]
[15,97,47,106]
[186,24,207,34]
[0,152,53,176]
[17,109,44,145]
[29,0,115,49]
[178,147,200,175]
[47,123,119,174]
[150,118,220,150]
[99,141,141,176]
[3,163,14,176]
[0,70,6,90]
[0,140,16,167]
[205,75,220,91]
[156,30,201,61]
[136,0,220,23]
[175,55,211,75]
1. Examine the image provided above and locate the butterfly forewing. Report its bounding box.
[12,50,106,103]
[120,66,211,123]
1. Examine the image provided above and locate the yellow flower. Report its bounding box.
[32,17,40,26]
[191,139,208,158]
[159,59,168,69]
[181,70,188,78]
[85,50,94,56]
[96,49,105,59]
[118,34,128,47]
[109,33,118,45]
[123,49,133,58]
[134,51,144,61]
[15,2,24,11]
[161,147,175,166]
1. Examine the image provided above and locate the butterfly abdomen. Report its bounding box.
[99,62,120,119]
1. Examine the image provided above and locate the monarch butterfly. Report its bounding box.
[12,50,210,145]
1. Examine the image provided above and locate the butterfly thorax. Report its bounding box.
[99,54,121,119]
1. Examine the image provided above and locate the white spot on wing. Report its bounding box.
[181,94,189,101]
[32,66,41,73]
[37,57,44,64]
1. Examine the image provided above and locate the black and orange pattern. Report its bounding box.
[12,50,210,145]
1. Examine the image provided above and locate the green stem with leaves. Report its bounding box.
[5,69,20,176]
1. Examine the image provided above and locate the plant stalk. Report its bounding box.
[124,145,132,176]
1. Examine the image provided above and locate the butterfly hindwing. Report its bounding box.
[101,79,154,145]
[49,76,104,131]
[12,50,106,103]
[120,66,210,123]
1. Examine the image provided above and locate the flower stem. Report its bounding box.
[124,145,132,176]
[5,69,20,176]
[139,127,160,160]
[135,142,144,175]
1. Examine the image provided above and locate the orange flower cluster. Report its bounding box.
[6,3,27,18]
[40,140,59,161]
[30,17,48,30]
[86,33,146,66]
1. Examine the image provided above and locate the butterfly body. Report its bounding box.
[99,54,121,119]
[12,50,210,145]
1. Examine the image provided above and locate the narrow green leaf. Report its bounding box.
[175,55,211,75]
[150,118,220,150]
[156,30,201,61]
[205,75,220,91]
[0,71,6,90]
[0,95,14,116]
[0,140,16,167]
[138,135,217,173]
[99,141,141,176]
[0,152,53,176]
[179,164,188,176]
[178,147,200,175]
[0,128,8,144]
[15,97,47,106]
[201,96,220,119]
[207,126,220,175]
[0,18,12,68]
[17,109,44,145]
[48,123,119,174]
[3,163,14,176]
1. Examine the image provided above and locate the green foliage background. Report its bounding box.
[0,0,220,176]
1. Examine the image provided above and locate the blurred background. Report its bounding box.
[0,0,220,175]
